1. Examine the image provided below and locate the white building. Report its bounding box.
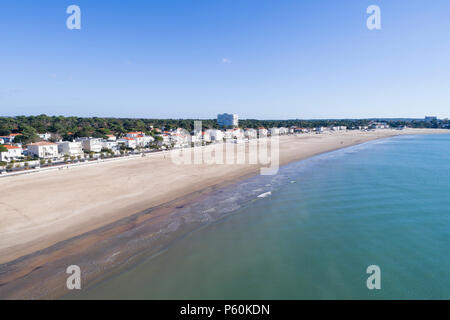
[106,134,117,141]
[38,133,52,141]
[76,138,103,153]
[102,140,119,152]
[258,127,268,137]
[206,129,225,142]
[57,141,83,156]
[27,141,59,159]
[270,128,281,136]
[217,113,238,127]
[244,129,257,139]
[126,132,155,147]
[0,145,23,162]
[118,137,137,149]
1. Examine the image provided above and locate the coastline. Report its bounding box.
[0,128,448,299]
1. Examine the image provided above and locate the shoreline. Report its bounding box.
[0,129,448,299]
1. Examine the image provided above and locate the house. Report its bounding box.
[258,127,268,137]
[126,132,144,138]
[244,129,257,139]
[201,131,211,143]
[270,128,281,136]
[101,140,119,152]
[315,127,330,133]
[231,128,244,139]
[106,134,117,141]
[117,137,137,149]
[38,133,52,141]
[8,133,22,142]
[76,138,103,153]
[126,132,155,147]
[0,145,23,162]
[143,135,155,146]
[57,141,83,156]
[27,141,59,159]
[0,134,22,144]
[207,129,225,142]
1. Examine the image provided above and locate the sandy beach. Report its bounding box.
[0,129,448,299]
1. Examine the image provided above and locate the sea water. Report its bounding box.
[68,134,450,299]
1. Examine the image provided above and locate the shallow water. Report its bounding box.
[68,134,450,299]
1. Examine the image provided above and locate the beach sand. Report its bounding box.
[0,129,448,299]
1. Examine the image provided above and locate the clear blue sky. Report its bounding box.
[1,0,449,119]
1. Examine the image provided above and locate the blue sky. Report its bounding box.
[0,0,449,119]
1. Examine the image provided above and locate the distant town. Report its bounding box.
[0,114,448,174]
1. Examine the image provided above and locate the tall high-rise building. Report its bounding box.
[217,113,238,127]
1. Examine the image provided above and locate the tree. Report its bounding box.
[13,126,39,144]
[0,145,8,161]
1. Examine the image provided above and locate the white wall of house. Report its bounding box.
[244,129,257,139]
[207,129,224,142]
[76,138,103,153]
[118,138,137,149]
[57,142,83,156]
[101,140,119,151]
[27,144,59,158]
[38,133,52,141]
[0,147,23,162]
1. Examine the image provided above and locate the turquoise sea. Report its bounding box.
[69,134,450,299]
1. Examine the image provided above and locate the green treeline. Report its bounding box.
[0,115,447,142]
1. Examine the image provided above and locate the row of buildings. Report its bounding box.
[0,132,156,163]
[1,124,353,163]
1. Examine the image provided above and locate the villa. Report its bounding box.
[118,137,137,149]
[38,133,52,141]
[57,141,83,156]
[0,145,23,162]
[258,127,268,137]
[27,141,59,159]
[102,140,120,152]
[0,133,22,144]
[106,134,117,141]
[126,132,144,138]
[76,137,103,153]
[206,129,224,142]
[244,128,258,139]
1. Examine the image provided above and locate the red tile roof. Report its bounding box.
[1,144,21,150]
[27,141,57,146]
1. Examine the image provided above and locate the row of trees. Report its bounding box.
[1,115,448,145]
